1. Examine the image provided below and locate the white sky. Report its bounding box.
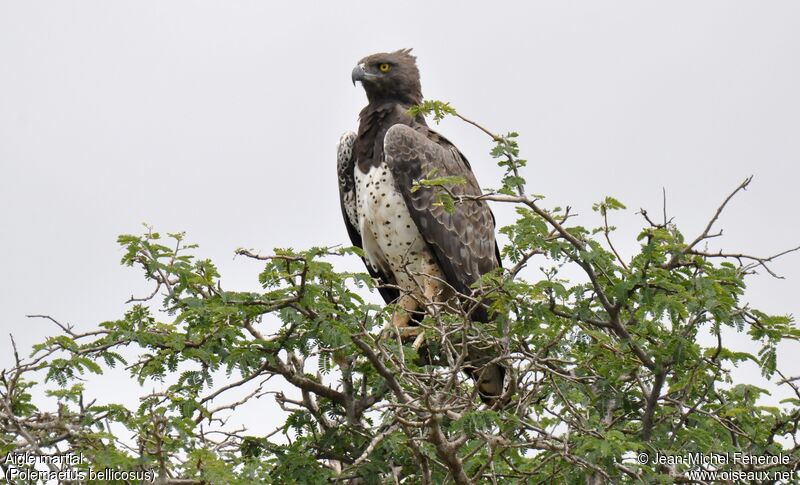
[1,1,798,439]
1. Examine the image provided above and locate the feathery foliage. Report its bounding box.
[1,103,799,484]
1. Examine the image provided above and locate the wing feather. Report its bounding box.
[336,132,361,245]
[383,124,501,296]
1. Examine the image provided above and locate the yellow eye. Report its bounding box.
[379,63,391,72]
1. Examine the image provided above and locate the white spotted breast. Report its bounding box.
[353,162,442,286]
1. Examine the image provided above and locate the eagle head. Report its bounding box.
[351,48,422,105]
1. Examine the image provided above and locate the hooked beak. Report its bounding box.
[351,64,367,86]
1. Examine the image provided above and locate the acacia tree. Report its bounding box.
[1,103,799,484]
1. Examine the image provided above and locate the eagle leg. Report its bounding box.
[410,276,443,351]
[382,294,421,344]
[381,278,443,352]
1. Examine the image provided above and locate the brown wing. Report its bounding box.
[384,124,507,403]
[383,124,501,296]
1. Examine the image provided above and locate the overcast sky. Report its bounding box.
[1,1,798,436]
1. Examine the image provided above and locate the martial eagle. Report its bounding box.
[337,49,505,403]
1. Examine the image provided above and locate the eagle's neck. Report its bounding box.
[364,89,422,107]
[355,101,427,173]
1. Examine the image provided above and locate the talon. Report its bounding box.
[380,325,423,347]
[397,326,421,344]
[411,332,426,351]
